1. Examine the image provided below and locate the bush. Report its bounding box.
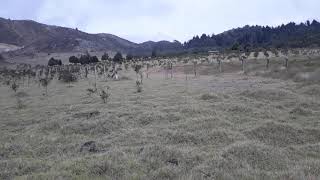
[100,87,110,103]
[113,52,123,63]
[11,82,19,92]
[101,53,109,61]
[48,57,62,66]
[69,56,79,64]
[59,70,77,83]
[90,56,99,63]
[79,54,99,64]
[136,81,142,93]
[126,54,133,60]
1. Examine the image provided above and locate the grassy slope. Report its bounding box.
[1,57,320,180]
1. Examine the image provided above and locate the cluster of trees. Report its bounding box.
[183,20,320,52]
[48,57,62,66]
[68,52,134,64]
[69,53,99,65]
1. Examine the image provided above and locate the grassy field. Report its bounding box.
[1,57,320,180]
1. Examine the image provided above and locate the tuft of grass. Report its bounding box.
[136,81,142,93]
[200,93,220,101]
[16,97,26,109]
[11,82,19,93]
[100,86,110,103]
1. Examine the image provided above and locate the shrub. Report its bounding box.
[39,78,50,95]
[264,51,269,58]
[69,56,79,64]
[48,57,62,66]
[87,88,97,96]
[59,70,77,83]
[200,93,219,101]
[11,82,18,92]
[136,81,142,93]
[134,64,142,74]
[90,56,99,63]
[113,52,123,63]
[100,87,110,103]
[101,53,109,61]
[79,54,99,64]
[126,54,133,60]
[16,97,26,109]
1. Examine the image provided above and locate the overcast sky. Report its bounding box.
[1,0,319,43]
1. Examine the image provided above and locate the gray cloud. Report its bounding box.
[1,0,319,43]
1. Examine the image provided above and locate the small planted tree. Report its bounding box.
[134,64,143,84]
[11,82,19,93]
[100,86,110,103]
[136,81,142,93]
[146,63,151,78]
[264,51,270,69]
[193,60,198,77]
[113,52,123,63]
[217,54,224,73]
[101,53,109,61]
[16,97,26,109]
[253,51,259,60]
[281,49,289,68]
[271,49,279,57]
[239,55,247,72]
[39,78,50,96]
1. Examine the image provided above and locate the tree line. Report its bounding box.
[183,20,320,52]
[47,52,139,66]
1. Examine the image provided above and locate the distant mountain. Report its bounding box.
[0,17,182,56]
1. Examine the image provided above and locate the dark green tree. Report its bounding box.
[113,52,123,63]
[48,57,62,66]
[101,53,109,61]
[126,54,133,60]
[69,56,79,64]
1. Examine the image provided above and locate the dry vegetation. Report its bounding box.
[0,51,320,180]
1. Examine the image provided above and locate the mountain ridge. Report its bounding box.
[0,17,182,56]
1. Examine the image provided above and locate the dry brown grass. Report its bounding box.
[1,57,320,179]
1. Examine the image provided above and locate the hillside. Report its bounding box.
[185,20,320,52]
[0,17,141,53]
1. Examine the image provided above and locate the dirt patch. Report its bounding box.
[244,122,320,147]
